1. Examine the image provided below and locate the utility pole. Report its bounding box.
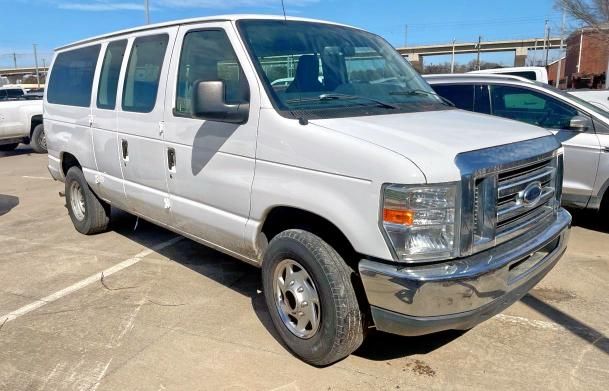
[476,36,482,70]
[33,44,40,88]
[145,0,150,24]
[541,19,548,67]
[556,8,566,88]
[404,24,408,48]
[545,26,551,67]
[12,52,17,69]
[451,38,456,73]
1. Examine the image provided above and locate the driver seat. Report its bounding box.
[286,55,324,93]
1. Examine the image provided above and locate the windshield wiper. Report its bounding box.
[287,93,398,109]
[390,89,455,107]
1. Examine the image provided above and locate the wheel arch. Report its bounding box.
[60,151,82,177]
[259,205,359,267]
[30,114,43,138]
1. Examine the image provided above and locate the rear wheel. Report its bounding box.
[30,124,47,153]
[262,229,365,366]
[0,143,19,151]
[65,167,110,234]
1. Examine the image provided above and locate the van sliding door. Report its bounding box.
[115,28,178,225]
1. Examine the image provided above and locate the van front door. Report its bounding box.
[162,23,259,257]
[117,29,177,225]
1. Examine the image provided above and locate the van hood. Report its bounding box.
[309,109,553,183]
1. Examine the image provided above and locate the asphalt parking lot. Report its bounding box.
[1,146,608,391]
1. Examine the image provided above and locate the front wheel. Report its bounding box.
[65,167,110,234]
[262,229,365,366]
[30,124,47,153]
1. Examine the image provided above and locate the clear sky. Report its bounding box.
[1,0,570,69]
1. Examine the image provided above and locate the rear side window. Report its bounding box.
[122,34,168,113]
[432,84,475,111]
[175,29,249,116]
[7,89,24,98]
[97,40,127,110]
[505,71,537,81]
[47,45,101,107]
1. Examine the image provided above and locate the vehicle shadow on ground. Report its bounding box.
[108,209,281,347]
[108,209,462,362]
[0,194,19,216]
[353,329,466,361]
[522,293,609,356]
[0,146,34,158]
[567,207,609,234]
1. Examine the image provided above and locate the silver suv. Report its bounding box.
[427,74,609,218]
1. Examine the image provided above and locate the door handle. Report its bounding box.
[167,147,176,171]
[121,139,129,161]
[602,146,609,153]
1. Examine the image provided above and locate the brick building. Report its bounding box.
[547,57,566,87]
[562,28,609,89]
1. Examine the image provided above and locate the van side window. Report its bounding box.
[47,45,101,107]
[122,34,169,113]
[175,29,249,116]
[97,40,127,110]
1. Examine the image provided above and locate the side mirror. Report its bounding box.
[192,80,249,124]
[569,115,592,132]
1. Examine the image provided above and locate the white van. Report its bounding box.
[469,66,549,83]
[44,15,571,365]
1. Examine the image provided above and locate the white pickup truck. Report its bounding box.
[0,99,46,152]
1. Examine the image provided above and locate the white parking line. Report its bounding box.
[495,314,563,331]
[21,175,53,180]
[0,236,183,325]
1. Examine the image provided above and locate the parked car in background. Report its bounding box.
[568,89,609,112]
[0,87,27,101]
[0,86,44,101]
[426,74,609,217]
[45,15,570,365]
[0,98,46,152]
[469,66,549,83]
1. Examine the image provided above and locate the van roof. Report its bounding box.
[56,14,354,51]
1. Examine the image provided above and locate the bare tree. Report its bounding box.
[558,0,609,88]
[558,0,609,38]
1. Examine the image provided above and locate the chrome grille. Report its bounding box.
[495,158,556,242]
[455,136,563,258]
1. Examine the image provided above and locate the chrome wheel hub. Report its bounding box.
[69,181,86,221]
[273,259,321,339]
[39,131,47,150]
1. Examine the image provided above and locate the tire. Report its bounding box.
[30,124,47,153]
[0,143,19,151]
[262,229,365,366]
[600,191,609,229]
[65,167,110,235]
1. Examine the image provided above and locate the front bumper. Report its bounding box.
[359,208,571,336]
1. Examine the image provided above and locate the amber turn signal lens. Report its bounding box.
[383,208,414,226]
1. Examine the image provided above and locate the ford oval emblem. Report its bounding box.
[521,181,543,206]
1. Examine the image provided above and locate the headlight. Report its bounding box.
[381,183,459,262]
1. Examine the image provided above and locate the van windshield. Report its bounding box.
[237,20,447,119]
